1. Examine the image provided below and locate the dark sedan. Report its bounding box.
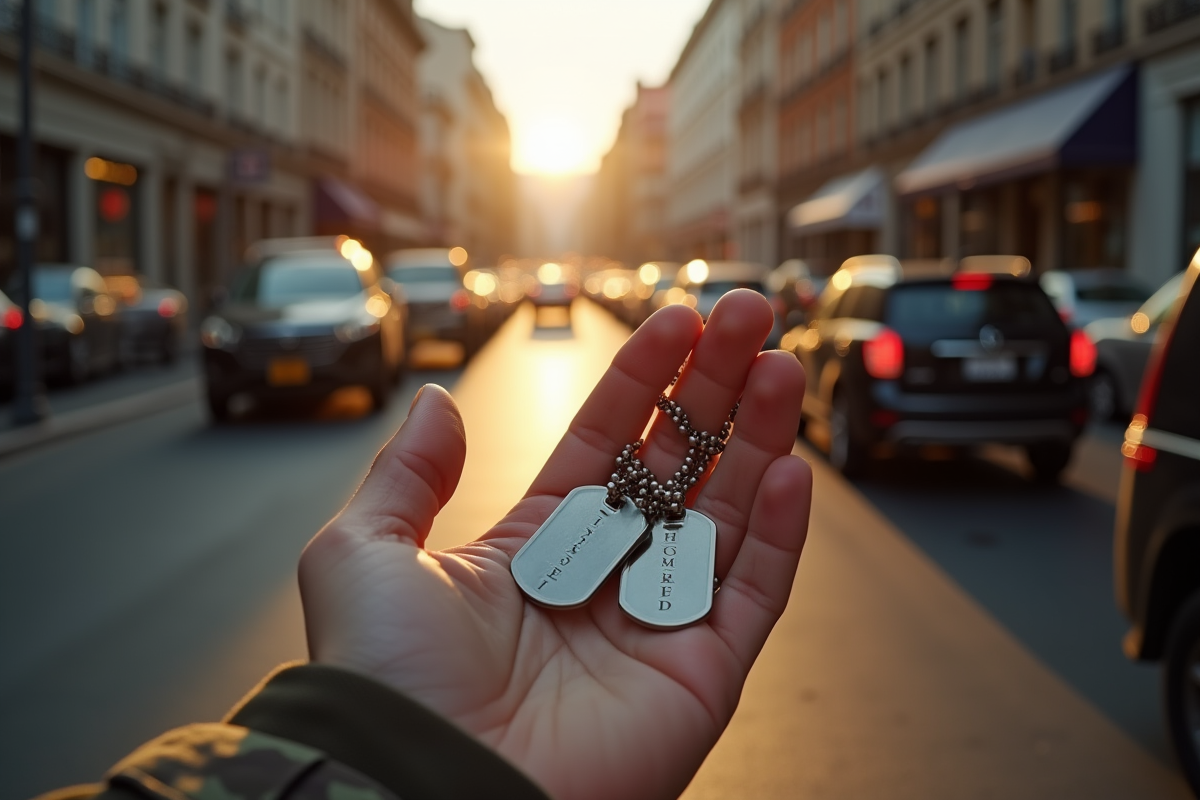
[201,242,406,420]
[105,274,189,364]
[20,264,123,384]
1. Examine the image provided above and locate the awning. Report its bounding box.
[787,166,885,234]
[315,178,381,228]
[895,64,1136,196]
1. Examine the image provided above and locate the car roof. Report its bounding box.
[387,248,455,266]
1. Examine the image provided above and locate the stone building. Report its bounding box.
[735,0,781,266]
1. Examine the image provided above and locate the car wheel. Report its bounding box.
[829,392,868,477]
[206,389,230,423]
[1025,442,1073,483]
[66,335,90,385]
[1164,588,1200,795]
[1088,368,1120,422]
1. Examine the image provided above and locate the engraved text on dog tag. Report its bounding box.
[619,509,716,629]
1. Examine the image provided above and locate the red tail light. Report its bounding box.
[2,307,22,329]
[1069,330,1096,377]
[863,327,905,380]
[952,273,993,291]
[157,297,179,318]
[450,289,471,311]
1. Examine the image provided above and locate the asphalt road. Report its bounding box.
[0,301,1190,799]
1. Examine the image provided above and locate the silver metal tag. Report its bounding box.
[511,486,648,609]
[619,509,716,629]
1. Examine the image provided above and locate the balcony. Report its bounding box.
[1046,43,1076,75]
[1145,0,1200,33]
[1092,21,1126,55]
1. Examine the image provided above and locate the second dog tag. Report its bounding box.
[511,486,648,609]
[619,509,717,629]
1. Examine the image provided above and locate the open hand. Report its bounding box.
[299,290,813,800]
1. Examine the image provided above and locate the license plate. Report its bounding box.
[963,355,1017,382]
[267,357,310,386]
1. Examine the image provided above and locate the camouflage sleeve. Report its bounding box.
[99,723,400,800]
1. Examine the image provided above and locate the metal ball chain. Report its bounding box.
[605,392,739,521]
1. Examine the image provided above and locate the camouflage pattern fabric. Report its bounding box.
[103,723,400,800]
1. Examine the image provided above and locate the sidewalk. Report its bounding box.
[0,359,200,459]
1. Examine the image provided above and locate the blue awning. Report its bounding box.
[895,65,1136,196]
[787,166,885,234]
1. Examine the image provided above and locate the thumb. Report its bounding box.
[332,383,467,548]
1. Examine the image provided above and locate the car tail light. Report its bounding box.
[1121,299,1183,472]
[1069,330,1096,377]
[863,327,904,380]
[2,307,21,329]
[450,289,471,311]
[157,297,179,318]
[870,409,900,428]
[952,273,993,291]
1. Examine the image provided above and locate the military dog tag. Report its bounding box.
[512,486,648,609]
[619,510,717,629]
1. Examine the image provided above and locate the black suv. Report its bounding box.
[784,255,1092,481]
[1114,250,1200,794]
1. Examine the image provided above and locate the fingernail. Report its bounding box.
[409,385,425,414]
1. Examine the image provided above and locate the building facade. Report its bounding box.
[735,0,780,266]
[666,0,742,260]
[0,0,309,307]
[416,17,516,266]
[580,82,670,263]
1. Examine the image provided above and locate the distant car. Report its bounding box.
[784,254,1092,481]
[386,248,484,354]
[1039,268,1152,328]
[1113,248,1200,796]
[529,262,578,308]
[104,274,189,364]
[669,259,782,346]
[201,238,407,420]
[767,258,823,329]
[18,264,123,384]
[1083,272,1186,420]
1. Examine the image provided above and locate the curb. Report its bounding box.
[0,378,200,460]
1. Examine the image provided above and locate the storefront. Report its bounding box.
[785,166,884,275]
[895,65,1137,274]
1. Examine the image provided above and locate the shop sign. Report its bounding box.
[229,148,271,184]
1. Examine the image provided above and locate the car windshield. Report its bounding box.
[1074,283,1150,302]
[389,265,459,283]
[700,280,766,296]
[232,258,363,307]
[886,282,1059,332]
[32,270,74,302]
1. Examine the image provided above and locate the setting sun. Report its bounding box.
[515,117,590,175]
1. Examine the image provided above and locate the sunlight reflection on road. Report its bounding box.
[424,300,632,551]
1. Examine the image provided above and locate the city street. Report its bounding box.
[0,299,1191,799]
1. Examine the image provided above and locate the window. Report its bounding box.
[149,3,168,83]
[986,1,1003,90]
[1059,0,1076,53]
[954,17,970,101]
[834,0,848,52]
[253,67,267,125]
[226,50,242,119]
[275,78,288,130]
[817,13,830,66]
[1105,0,1125,30]
[185,23,203,96]
[833,97,847,153]
[76,0,95,66]
[924,37,939,113]
[877,67,890,133]
[108,0,128,72]
[899,53,912,123]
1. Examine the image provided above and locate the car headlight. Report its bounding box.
[200,316,241,349]
[335,310,381,343]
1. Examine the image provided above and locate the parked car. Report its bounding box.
[1084,272,1186,420]
[0,288,19,392]
[386,248,484,354]
[1113,248,1200,796]
[17,264,123,384]
[104,274,189,364]
[767,258,823,329]
[201,238,407,420]
[1039,268,1153,328]
[784,254,1092,481]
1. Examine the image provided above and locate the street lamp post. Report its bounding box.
[12,0,48,426]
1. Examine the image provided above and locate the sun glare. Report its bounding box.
[516,118,589,175]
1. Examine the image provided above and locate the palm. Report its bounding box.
[300,295,812,800]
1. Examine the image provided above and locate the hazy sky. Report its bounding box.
[412,0,710,176]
